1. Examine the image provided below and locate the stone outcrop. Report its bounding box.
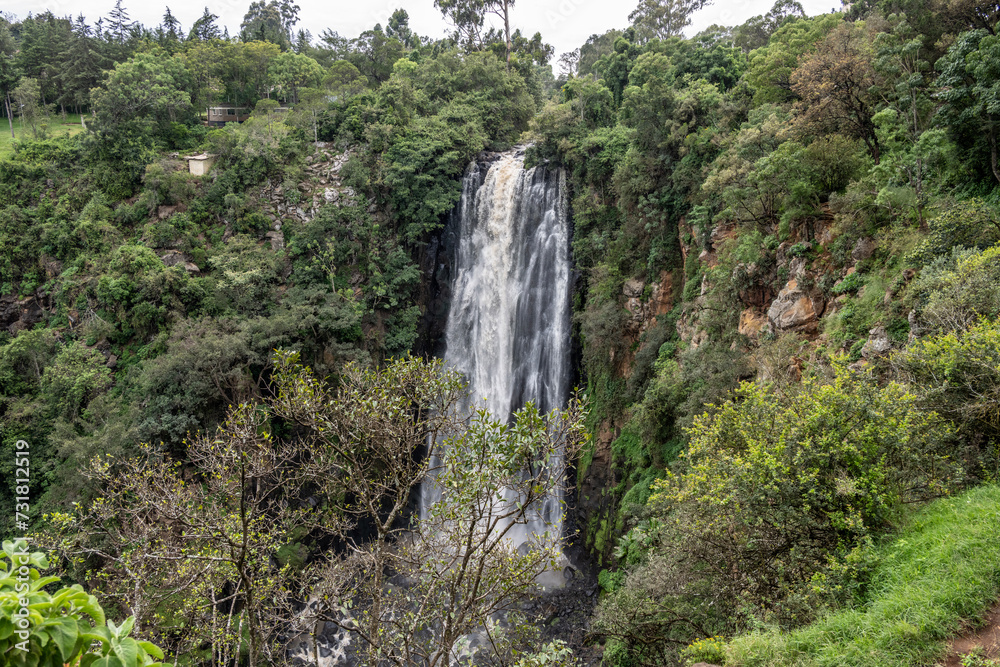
[0,294,47,333]
[767,277,825,335]
[159,250,200,273]
[259,145,358,224]
[739,308,769,339]
[861,325,892,359]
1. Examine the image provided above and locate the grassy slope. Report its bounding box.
[726,485,1000,667]
[0,114,86,158]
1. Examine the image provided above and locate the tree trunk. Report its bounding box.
[990,127,1000,186]
[503,0,512,70]
[4,91,12,139]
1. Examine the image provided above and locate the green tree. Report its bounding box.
[14,11,73,111]
[106,0,136,45]
[187,7,221,41]
[791,20,884,164]
[0,16,17,139]
[266,50,323,103]
[628,0,714,41]
[322,60,367,101]
[434,0,516,65]
[347,23,404,85]
[12,78,46,139]
[0,539,165,667]
[935,28,1000,185]
[39,342,112,421]
[733,0,806,52]
[239,0,300,49]
[58,16,106,112]
[90,52,192,134]
[595,363,960,660]
[156,7,183,49]
[386,7,418,49]
[745,11,841,105]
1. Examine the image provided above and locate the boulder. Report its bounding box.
[861,325,892,359]
[160,250,185,267]
[739,308,769,339]
[852,237,877,263]
[623,278,645,298]
[1,295,45,333]
[265,230,285,251]
[767,278,825,334]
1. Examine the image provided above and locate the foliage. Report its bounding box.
[681,636,727,666]
[745,12,841,105]
[935,28,1000,185]
[628,0,714,41]
[595,362,961,662]
[791,20,884,164]
[725,485,1000,667]
[906,242,1000,335]
[895,316,1000,460]
[0,539,164,667]
[906,198,1000,266]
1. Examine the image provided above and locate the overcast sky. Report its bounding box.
[0,0,841,60]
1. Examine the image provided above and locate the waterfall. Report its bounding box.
[422,148,572,553]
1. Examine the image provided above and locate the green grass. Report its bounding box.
[0,113,87,159]
[726,484,1000,667]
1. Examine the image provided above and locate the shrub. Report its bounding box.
[0,539,164,667]
[907,243,1000,334]
[650,363,960,625]
[725,485,1000,667]
[906,198,1000,267]
[594,362,963,664]
[895,316,1000,466]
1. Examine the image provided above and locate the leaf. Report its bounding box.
[136,641,164,660]
[43,616,78,662]
[117,616,135,639]
[113,637,140,667]
[91,656,124,667]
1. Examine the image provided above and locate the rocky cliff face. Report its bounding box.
[573,204,909,566]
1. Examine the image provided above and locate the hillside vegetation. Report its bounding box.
[1,0,1000,665]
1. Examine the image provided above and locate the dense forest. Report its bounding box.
[2,0,1000,665]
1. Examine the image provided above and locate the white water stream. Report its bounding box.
[423,148,572,554]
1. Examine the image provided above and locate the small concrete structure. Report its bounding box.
[207,105,251,126]
[185,153,218,176]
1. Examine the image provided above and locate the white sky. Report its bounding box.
[0,0,841,60]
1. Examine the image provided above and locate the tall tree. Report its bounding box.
[791,21,883,164]
[628,0,714,41]
[106,0,135,44]
[434,0,516,66]
[0,16,17,139]
[158,7,182,46]
[347,23,403,85]
[58,16,105,112]
[558,48,580,77]
[239,0,300,49]
[187,7,220,41]
[732,0,806,52]
[13,77,44,138]
[16,11,73,109]
[936,27,1000,184]
[386,7,417,49]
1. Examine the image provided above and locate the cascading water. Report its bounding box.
[287,150,574,666]
[422,148,572,554]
